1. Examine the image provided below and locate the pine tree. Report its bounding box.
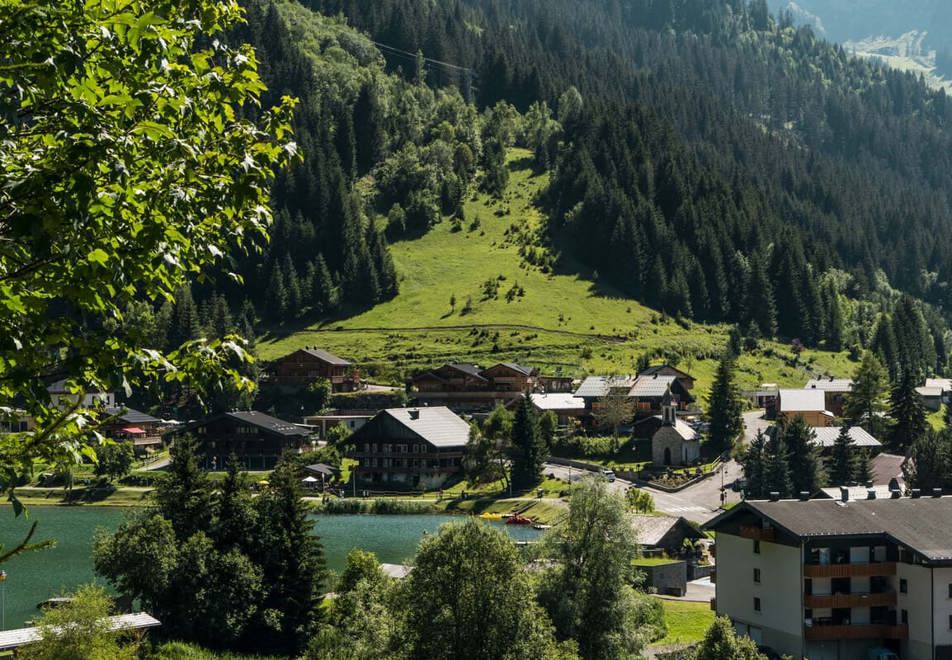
[168,285,201,348]
[764,435,792,499]
[829,425,855,486]
[745,254,777,338]
[843,351,890,439]
[353,82,386,175]
[253,459,327,655]
[741,430,769,499]
[782,416,825,496]
[283,254,303,316]
[853,448,873,486]
[237,299,257,340]
[267,263,288,320]
[708,351,743,450]
[510,394,545,489]
[214,454,258,554]
[208,295,234,338]
[365,218,397,300]
[156,435,214,541]
[309,254,337,314]
[888,369,927,451]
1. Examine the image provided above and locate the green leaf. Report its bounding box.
[87,249,109,266]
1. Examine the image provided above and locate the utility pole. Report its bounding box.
[1,570,6,631]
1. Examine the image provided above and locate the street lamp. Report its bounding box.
[0,569,7,631]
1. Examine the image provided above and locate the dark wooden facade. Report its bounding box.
[164,411,310,470]
[270,348,358,391]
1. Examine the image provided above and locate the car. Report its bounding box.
[600,469,616,483]
[731,478,747,492]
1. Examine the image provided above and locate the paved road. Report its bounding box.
[743,408,771,444]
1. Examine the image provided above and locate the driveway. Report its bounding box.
[743,409,770,445]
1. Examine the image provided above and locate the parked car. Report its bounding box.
[731,478,747,492]
[600,469,616,483]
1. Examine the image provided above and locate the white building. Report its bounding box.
[705,495,952,659]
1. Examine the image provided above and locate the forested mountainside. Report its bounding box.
[142,0,952,393]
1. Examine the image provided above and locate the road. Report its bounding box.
[544,411,770,523]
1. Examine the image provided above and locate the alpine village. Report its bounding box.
[6,1,952,659]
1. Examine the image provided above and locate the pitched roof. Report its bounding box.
[810,426,881,448]
[380,407,470,448]
[525,393,586,412]
[105,406,161,425]
[632,514,704,546]
[574,376,610,398]
[226,411,309,436]
[305,463,340,476]
[300,347,350,366]
[778,388,826,412]
[629,374,678,398]
[483,362,536,376]
[916,386,943,397]
[639,364,693,380]
[447,362,483,377]
[706,497,952,562]
[655,419,698,441]
[871,453,907,486]
[804,378,854,392]
[925,378,952,390]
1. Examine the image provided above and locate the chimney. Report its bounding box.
[408,409,420,420]
[933,488,943,498]
[867,489,876,500]
[799,491,810,501]
[911,489,921,499]
[840,486,849,503]
[769,491,780,502]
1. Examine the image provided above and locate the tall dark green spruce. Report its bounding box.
[782,416,826,496]
[707,351,743,450]
[252,459,328,655]
[741,430,769,499]
[888,369,927,452]
[510,394,545,489]
[764,435,792,498]
[828,426,856,487]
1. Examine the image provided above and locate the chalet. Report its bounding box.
[633,513,706,555]
[406,362,540,411]
[269,347,358,391]
[302,409,376,440]
[915,379,950,411]
[47,379,115,409]
[651,389,700,466]
[349,407,469,489]
[164,410,310,470]
[507,392,587,426]
[639,364,696,391]
[629,373,694,416]
[103,406,164,456]
[704,496,952,660]
[804,377,854,416]
[745,383,779,410]
[774,389,834,427]
[537,375,576,393]
[574,375,637,411]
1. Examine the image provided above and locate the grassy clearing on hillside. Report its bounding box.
[259,149,856,394]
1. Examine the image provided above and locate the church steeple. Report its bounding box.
[661,386,676,425]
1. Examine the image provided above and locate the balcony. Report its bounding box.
[804,591,896,608]
[739,525,776,542]
[803,562,896,578]
[805,624,908,641]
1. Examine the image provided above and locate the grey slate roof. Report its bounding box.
[632,514,704,546]
[810,426,881,448]
[381,407,470,448]
[707,497,952,562]
[226,411,309,436]
[870,453,907,486]
[527,393,586,411]
[494,362,535,376]
[804,378,854,392]
[778,388,827,412]
[655,419,699,441]
[301,347,350,366]
[105,406,161,425]
[448,362,483,377]
[629,375,677,398]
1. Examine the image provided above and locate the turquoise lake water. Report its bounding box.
[0,507,540,629]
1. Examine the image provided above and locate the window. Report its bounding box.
[948,583,952,599]
[753,597,761,612]
[753,568,761,583]
[901,609,908,625]
[753,540,761,554]
[900,579,908,594]
[948,614,952,630]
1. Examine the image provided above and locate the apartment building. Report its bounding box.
[705,495,952,660]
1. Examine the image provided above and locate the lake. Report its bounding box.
[0,507,540,629]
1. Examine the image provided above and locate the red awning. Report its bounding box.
[120,427,146,435]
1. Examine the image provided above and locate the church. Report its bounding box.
[650,388,700,466]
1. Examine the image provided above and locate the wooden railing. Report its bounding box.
[805,624,907,641]
[803,562,896,578]
[804,591,896,608]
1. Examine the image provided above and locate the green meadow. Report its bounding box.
[259,149,856,396]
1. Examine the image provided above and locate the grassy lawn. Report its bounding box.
[656,598,715,646]
[257,149,855,395]
[928,405,947,431]
[633,557,682,567]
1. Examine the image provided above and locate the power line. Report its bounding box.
[371,40,478,78]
